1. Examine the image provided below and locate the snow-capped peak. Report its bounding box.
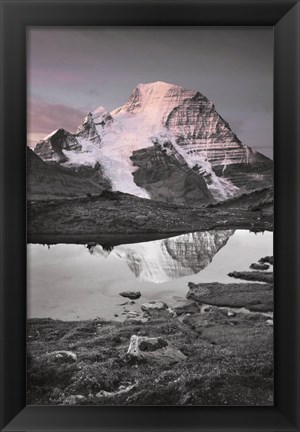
[136,80,184,93]
[111,81,197,125]
[34,82,271,202]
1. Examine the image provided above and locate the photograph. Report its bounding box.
[26,27,274,406]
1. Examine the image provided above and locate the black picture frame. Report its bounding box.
[0,0,299,431]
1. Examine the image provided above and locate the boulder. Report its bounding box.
[119,291,141,300]
[141,301,168,313]
[250,263,269,271]
[127,335,186,365]
[259,256,273,265]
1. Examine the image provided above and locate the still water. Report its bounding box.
[27,229,273,321]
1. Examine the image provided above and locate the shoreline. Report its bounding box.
[28,224,273,246]
[27,269,273,406]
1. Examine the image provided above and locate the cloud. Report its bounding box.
[27,100,86,146]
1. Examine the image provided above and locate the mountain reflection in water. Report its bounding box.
[87,230,234,283]
[27,230,273,321]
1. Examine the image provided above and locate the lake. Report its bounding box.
[27,229,273,321]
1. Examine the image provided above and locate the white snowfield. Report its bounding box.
[41,81,244,200]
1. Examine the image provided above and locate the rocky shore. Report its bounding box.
[27,257,273,406]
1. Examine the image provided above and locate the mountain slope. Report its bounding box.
[27,147,111,200]
[34,81,273,203]
[130,143,213,206]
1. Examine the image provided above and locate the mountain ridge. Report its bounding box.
[34,81,273,204]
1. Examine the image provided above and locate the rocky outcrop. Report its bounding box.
[127,335,186,365]
[212,161,273,194]
[131,142,213,206]
[187,281,273,312]
[140,301,171,317]
[35,129,82,162]
[75,107,113,146]
[250,263,269,270]
[119,291,141,300]
[75,113,102,145]
[228,271,273,283]
[259,256,273,265]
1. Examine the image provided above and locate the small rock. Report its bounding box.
[227,311,236,317]
[52,350,77,362]
[119,291,141,300]
[266,319,273,326]
[127,311,139,317]
[250,263,269,271]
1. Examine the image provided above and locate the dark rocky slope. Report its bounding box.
[27,190,273,244]
[27,147,111,200]
[130,143,213,206]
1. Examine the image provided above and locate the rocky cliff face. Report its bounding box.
[130,142,213,206]
[35,129,82,163]
[165,91,252,166]
[75,107,113,146]
[33,81,273,203]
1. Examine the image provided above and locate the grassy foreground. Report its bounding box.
[27,303,273,406]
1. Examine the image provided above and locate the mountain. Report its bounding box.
[27,147,110,200]
[34,81,273,204]
[87,230,234,283]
